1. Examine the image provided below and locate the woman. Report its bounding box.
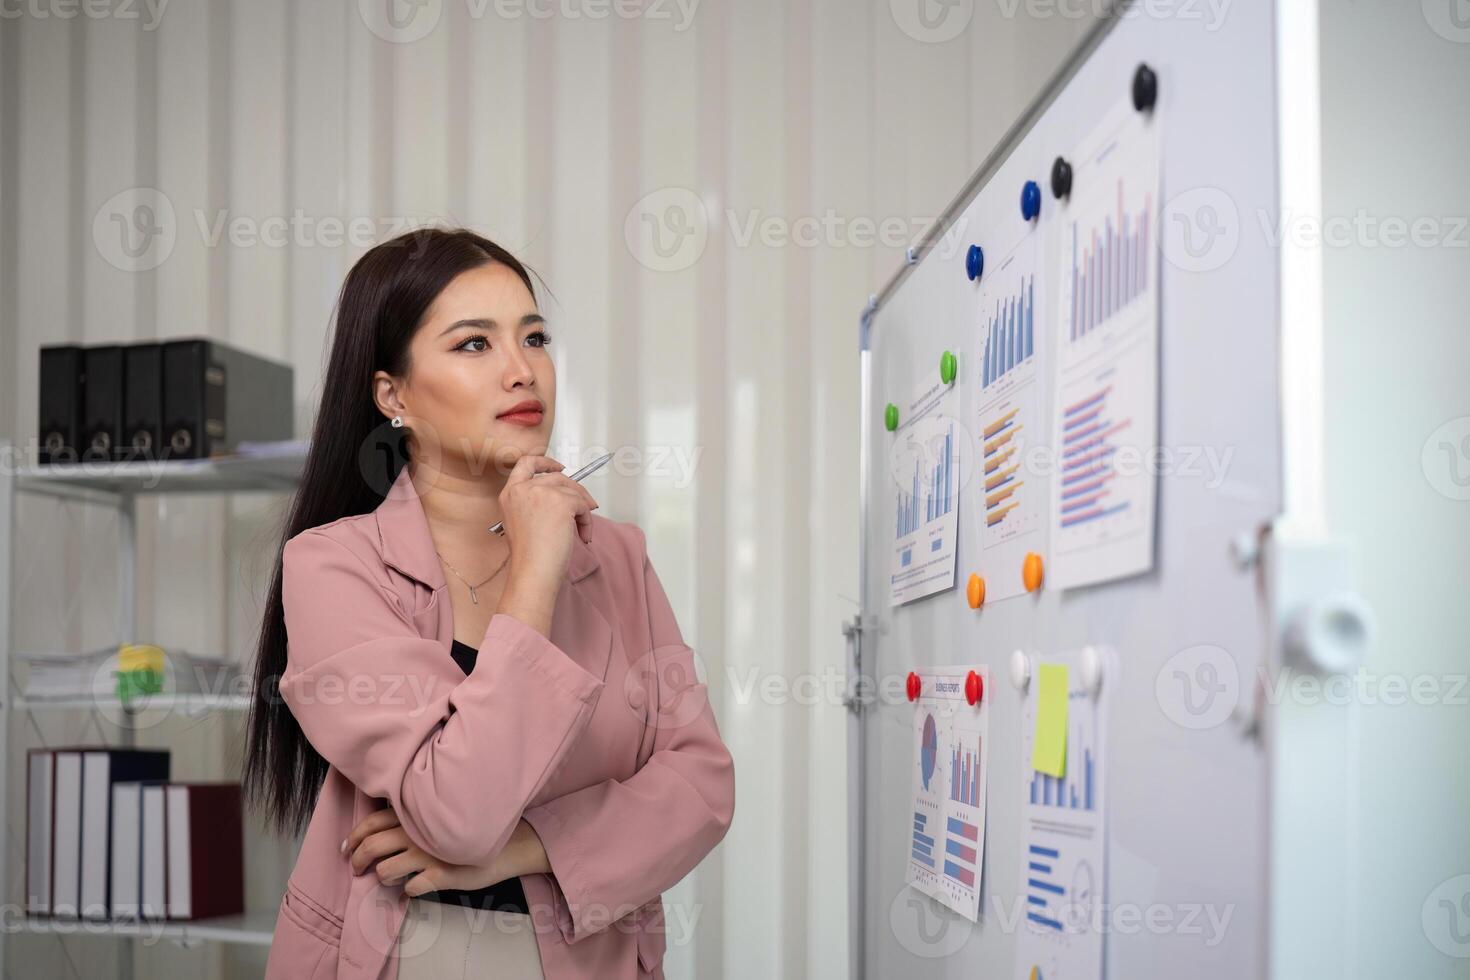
[243,227,736,980]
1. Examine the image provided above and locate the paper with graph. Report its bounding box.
[904,665,991,922]
[1049,98,1162,589]
[1014,648,1113,980]
[890,374,965,605]
[973,229,1047,601]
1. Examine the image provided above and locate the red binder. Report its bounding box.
[164,782,244,920]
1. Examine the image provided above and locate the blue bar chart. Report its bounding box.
[911,810,936,870]
[977,232,1041,394]
[895,420,956,537]
[1025,843,1067,932]
[1027,742,1097,812]
[982,272,1036,389]
[1026,684,1101,814]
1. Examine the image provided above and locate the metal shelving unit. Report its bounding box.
[18,909,278,948]
[0,444,307,967]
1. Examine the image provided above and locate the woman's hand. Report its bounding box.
[343,806,551,896]
[495,453,599,637]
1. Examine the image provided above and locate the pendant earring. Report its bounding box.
[391,415,404,428]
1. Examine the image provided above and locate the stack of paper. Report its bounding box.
[23,647,242,703]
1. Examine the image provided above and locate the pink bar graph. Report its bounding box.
[1068,179,1153,342]
[949,736,983,807]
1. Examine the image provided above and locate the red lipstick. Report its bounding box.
[497,398,545,426]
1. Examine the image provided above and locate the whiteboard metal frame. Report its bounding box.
[857,4,1130,348]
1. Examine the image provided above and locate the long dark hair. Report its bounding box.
[243,227,542,837]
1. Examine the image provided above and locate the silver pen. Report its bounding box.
[487,452,614,535]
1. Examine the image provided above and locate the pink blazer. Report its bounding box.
[262,465,735,980]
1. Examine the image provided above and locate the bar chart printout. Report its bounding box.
[1049,96,1161,589]
[976,231,1041,401]
[981,248,1038,393]
[972,232,1046,599]
[1014,649,1112,980]
[978,384,1043,559]
[940,717,987,916]
[905,666,991,922]
[907,705,945,895]
[951,736,982,807]
[891,374,966,605]
[896,418,956,538]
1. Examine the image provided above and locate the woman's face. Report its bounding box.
[377,261,555,475]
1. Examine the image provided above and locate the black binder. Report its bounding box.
[38,345,85,465]
[161,339,294,459]
[81,345,125,462]
[122,342,164,464]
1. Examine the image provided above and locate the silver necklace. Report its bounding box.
[437,550,510,605]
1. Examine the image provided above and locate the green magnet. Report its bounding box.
[885,403,899,431]
[939,350,956,384]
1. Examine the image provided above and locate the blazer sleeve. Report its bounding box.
[277,529,606,867]
[519,524,736,944]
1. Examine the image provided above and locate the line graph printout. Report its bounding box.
[973,231,1046,601]
[1014,648,1113,980]
[905,665,992,922]
[890,374,967,605]
[1049,98,1161,589]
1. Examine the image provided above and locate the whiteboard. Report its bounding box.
[854,4,1283,979]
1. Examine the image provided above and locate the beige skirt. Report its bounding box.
[394,896,545,980]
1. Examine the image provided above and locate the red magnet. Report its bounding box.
[965,670,984,706]
[906,671,921,702]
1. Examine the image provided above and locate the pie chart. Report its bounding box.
[920,712,938,791]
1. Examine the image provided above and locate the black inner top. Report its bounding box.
[412,638,530,914]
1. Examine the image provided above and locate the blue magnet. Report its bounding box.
[1021,180,1041,221]
[965,244,984,281]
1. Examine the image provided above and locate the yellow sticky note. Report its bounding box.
[1031,663,1068,777]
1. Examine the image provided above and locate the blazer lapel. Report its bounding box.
[373,465,612,682]
[375,466,447,591]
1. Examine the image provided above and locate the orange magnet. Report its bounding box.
[1022,552,1044,592]
[967,573,986,608]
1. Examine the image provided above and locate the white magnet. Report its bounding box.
[1009,649,1031,691]
[1230,531,1260,569]
[1079,645,1104,698]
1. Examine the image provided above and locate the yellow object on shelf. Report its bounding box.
[115,643,166,701]
[118,643,164,672]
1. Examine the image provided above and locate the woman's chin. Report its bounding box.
[489,438,551,467]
